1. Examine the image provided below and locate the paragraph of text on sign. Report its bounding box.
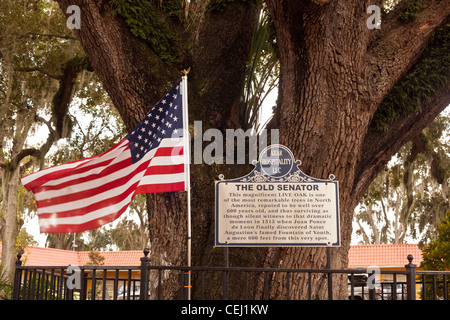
[215,182,340,246]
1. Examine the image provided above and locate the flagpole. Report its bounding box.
[181,68,191,300]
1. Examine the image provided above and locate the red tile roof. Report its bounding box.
[22,246,80,266]
[0,243,143,266]
[2,243,423,268]
[74,250,144,267]
[348,244,423,268]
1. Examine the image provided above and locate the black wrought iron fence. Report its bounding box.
[12,250,450,300]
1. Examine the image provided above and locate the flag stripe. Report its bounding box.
[34,139,131,189]
[34,143,185,228]
[36,162,185,208]
[22,158,93,191]
[34,141,183,199]
[38,179,186,230]
[135,181,185,194]
[39,202,131,234]
[34,155,133,197]
[34,140,181,190]
[34,149,185,204]
[21,138,128,191]
[36,156,185,213]
[36,159,148,207]
[38,179,185,230]
[22,79,187,233]
[38,181,139,220]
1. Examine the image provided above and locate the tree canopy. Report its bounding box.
[419,213,450,299]
[421,214,450,271]
[0,0,124,281]
[354,111,449,245]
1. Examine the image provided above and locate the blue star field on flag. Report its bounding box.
[126,79,184,163]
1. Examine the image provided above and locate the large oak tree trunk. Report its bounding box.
[257,0,372,299]
[260,0,449,299]
[55,0,450,299]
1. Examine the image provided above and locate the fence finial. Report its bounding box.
[15,253,22,266]
[143,248,150,258]
[407,254,414,264]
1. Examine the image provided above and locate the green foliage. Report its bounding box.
[0,264,13,300]
[0,0,85,263]
[399,0,423,23]
[207,0,257,12]
[372,24,450,131]
[382,0,402,13]
[1,1,126,253]
[107,194,148,250]
[354,112,449,245]
[420,214,450,270]
[52,56,91,109]
[64,56,92,70]
[85,250,106,300]
[240,6,279,131]
[13,273,63,300]
[419,214,450,299]
[159,0,184,15]
[48,86,125,166]
[109,0,180,65]
[110,218,146,250]
[85,250,106,266]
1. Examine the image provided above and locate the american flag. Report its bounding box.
[21,79,187,233]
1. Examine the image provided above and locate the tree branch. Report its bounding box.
[55,0,259,132]
[23,32,77,40]
[35,116,55,137]
[14,67,62,80]
[353,84,450,206]
[8,115,57,173]
[8,148,40,172]
[52,57,92,137]
[55,0,178,130]
[366,0,450,106]
[189,2,260,130]
[353,1,450,199]
[8,57,91,174]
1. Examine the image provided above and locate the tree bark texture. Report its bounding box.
[0,168,20,282]
[261,0,449,299]
[54,0,450,299]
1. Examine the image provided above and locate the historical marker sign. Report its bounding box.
[215,144,340,247]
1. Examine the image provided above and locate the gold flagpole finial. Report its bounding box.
[181,67,191,76]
